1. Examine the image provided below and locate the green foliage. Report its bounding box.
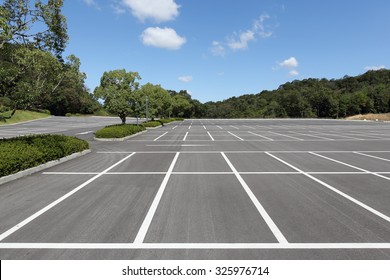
[142,121,161,128]
[138,83,172,119]
[158,118,178,124]
[95,124,145,139]
[94,69,141,124]
[0,0,68,59]
[201,70,390,119]
[0,43,99,116]
[0,134,89,177]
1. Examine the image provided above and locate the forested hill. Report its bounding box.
[202,69,390,119]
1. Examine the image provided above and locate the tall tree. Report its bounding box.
[138,83,172,119]
[94,69,141,124]
[0,0,68,59]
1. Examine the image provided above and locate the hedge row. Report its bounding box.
[95,118,185,139]
[159,118,183,124]
[142,121,161,128]
[95,124,146,138]
[0,135,89,177]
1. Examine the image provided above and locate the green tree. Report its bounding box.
[0,45,64,110]
[94,69,141,124]
[138,83,172,119]
[172,94,192,117]
[0,0,68,59]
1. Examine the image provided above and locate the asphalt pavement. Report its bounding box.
[1,118,390,259]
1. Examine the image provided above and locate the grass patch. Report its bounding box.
[95,124,145,139]
[346,113,390,121]
[93,109,117,117]
[0,110,50,125]
[0,135,89,177]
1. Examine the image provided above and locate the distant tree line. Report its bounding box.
[201,69,390,119]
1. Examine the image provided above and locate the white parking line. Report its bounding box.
[153,132,168,141]
[216,126,223,130]
[172,125,178,130]
[134,152,180,244]
[248,131,274,141]
[42,171,375,175]
[1,243,390,249]
[266,152,390,224]
[97,150,390,154]
[0,153,137,242]
[76,131,94,135]
[183,132,189,141]
[227,131,244,141]
[203,125,207,130]
[353,152,390,162]
[327,131,364,140]
[310,152,390,181]
[267,131,304,141]
[309,131,363,140]
[207,131,215,141]
[221,152,288,244]
[289,131,334,140]
[230,125,239,130]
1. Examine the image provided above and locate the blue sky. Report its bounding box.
[63,0,390,102]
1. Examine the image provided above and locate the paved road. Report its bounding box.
[0,116,129,139]
[1,119,390,259]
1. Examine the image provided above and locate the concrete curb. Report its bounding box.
[145,125,162,130]
[0,149,91,185]
[162,121,182,126]
[94,130,147,141]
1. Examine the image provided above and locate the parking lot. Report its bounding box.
[1,119,390,259]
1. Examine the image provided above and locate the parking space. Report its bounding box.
[3,175,163,243]
[243,174,390,243]
[1,119,390,259]
[144,174,278,243]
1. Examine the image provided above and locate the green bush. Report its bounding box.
[0,135,89,177]
[142,121,162,128]
[95,124,145,138]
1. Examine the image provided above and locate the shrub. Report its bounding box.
[142,121,161,128]
[0,135,89,177]
[95,124,145,138]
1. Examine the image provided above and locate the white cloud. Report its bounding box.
[121,0,180,22]
[83,0,100,9]
[178,76,193,83]
[289,70,299,77]
[280,57,298,68]
[364,65,386,71]
[253,14,273,38]
[228,30,255,50]
[211,13,274,55]
[84,0,96,6]
[211,41,226,57]
[141,27,186,50]
[111,4,126,15]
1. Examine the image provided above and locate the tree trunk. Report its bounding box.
[120,115,126,124]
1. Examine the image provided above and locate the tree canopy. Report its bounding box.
[94,69,141,124]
